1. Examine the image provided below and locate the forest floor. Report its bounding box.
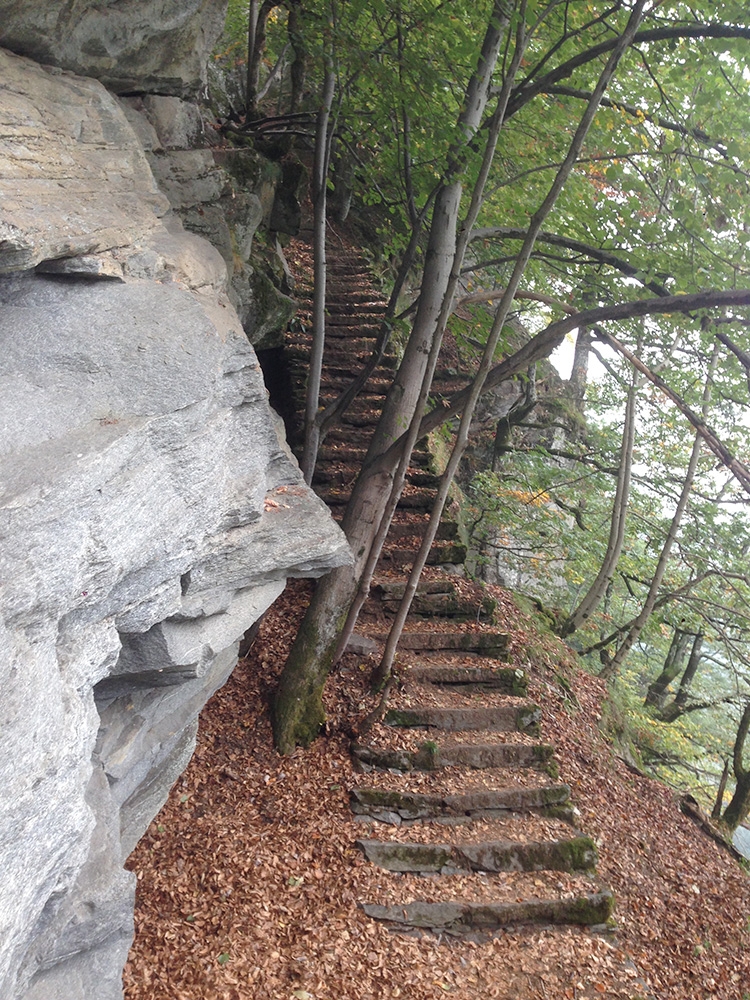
[123,580,750,1000]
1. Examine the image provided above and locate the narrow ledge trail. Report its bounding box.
[124,226,750,1000]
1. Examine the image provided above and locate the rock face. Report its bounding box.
[0,0,227,96]
[0,42,349,1000]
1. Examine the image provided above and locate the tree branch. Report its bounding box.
[507,24,750,120]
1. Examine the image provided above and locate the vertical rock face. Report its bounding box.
[0,42,349,1000]
[0,0,228,96]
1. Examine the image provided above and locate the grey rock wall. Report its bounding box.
[0,44,349,1000]
[0,0,228,97]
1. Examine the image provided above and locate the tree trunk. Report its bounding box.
[287,1,306,113]
[569,327,593,407]
[272,0,513,753]
[301,57,336,482]
[246,0,282,114]
[658,632,704,722]
[491,367,537,472]
[559,380,636,637]
[722,703,750,832]
[712,758,730,820]
[644,628,691,708]
[601,339,719,681]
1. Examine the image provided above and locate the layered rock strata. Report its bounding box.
[0,44,349,1000]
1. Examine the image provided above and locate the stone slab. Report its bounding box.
[357,835,597,873]
[384,705,541,734]
[361,891,615,933]
[351,741,555,772]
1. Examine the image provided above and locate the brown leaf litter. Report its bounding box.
[124,580,750,1000]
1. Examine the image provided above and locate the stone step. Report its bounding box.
[375,587,497,623]
[395,631,509,655]
[386,517,458,539]
[360,891,615,934]
[316,444,369,463]
[318,377,391,397]
[324,321,382,335]
[407,664,527,695]
[325,295,388,307]
[325,317,386,330]
[384,704,541,734]
[356,834,597,873]
[383,541,468,567]
[350,785,570,822]
[320,351,399,372]
[351,741,555,772]
[316,484,437,508]
[376,580,456,597]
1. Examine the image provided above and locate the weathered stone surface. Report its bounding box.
[396,631,509,655]
[357,835,597,873]
[361,891,615,934]
[375,580,497,621]
[0,49,169,274]
[0,0,226,96]
[384,705,541,734]
[0,46,350,1000]
[351,741,556,772]
[121,95,294,350]
[350,785,571,823]
[408,664,528,695]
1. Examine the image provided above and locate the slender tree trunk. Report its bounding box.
[644,627,692,708]
[246,0,281,114]
[569,326,593,408]
[301,56,336,483]
[375,0,649,686]
[287,1,306,113]
[559,379,636,636]
[658,632,704,722]
[491,367,537,472]
[600,339,719,680]
[722,703,750,831]
[712,758,730,820]
[273,1,513,752]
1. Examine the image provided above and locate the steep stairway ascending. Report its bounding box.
[282,230,466,569]
[279,229,613,937]
[349,615,615,937]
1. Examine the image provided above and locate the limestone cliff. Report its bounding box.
[0,14,349,1000]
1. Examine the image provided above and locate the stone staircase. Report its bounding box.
[348,620,614,938]
[282,228,467,570]
[279,224,614,939]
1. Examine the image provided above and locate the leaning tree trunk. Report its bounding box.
[644,627,692,708]
[335,9,532,672]
[712,758,731,820]
[559,379,636,637]
[246,0,282,114]
[601,339,719,681]
[301,56,336,483]
[658,632,704,722]
[272,0,513,753]
[722,703,750,831]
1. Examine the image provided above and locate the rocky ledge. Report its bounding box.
[0,35,350,1000]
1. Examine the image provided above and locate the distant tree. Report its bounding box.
[721,703,750,832]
